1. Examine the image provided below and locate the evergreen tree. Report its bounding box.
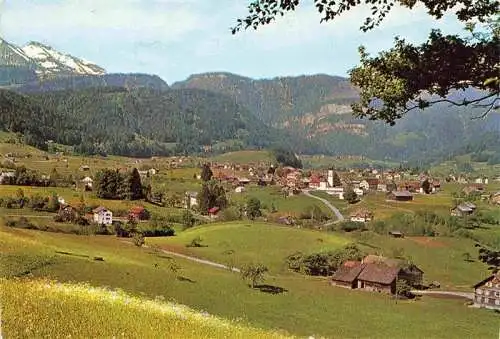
[246,197,262,220]
[344,188,358,204]
[331,171,342,187]
[198,184,212,214]
[201,164,213,182]
[128,168,144,200]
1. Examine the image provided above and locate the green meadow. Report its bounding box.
[1,222,499,339]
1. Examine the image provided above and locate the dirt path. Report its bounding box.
[411,290,474,300]
[302,190,344,225]
[131,241,241,273]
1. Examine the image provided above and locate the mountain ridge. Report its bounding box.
[0,37,105,78]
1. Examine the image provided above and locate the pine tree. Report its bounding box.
[129,168,144,200]
[201,164,213,182]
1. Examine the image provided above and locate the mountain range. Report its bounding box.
[0,37,105,85]
[0,38,498,165]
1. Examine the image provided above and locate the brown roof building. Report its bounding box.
[331,255,424,294]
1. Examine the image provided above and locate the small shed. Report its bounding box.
[389,231,404,238]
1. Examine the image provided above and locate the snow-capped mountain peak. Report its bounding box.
[0,37,106,77]
[22,41,105,76]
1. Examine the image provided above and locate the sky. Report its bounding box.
[0,0,465,84]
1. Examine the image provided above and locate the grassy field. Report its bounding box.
[211,150,274,164]
[349,232,492,290]
[1,224,499,338]
[148,222,350,272]
[0,279,289,339]
[0,185,185,218]
[229,186,335,218]
[301,155,399,169]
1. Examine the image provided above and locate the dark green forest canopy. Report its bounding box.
[233,0,499,124]
[0,87,280,157]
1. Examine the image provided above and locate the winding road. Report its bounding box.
[302,190,345,224]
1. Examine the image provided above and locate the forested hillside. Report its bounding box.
[172,72,358,125]
[173,72,500,164]
[15,73,169,93]
[0,87,278,157]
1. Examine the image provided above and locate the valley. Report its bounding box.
[0,31,499,339]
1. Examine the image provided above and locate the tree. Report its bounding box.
[330,170,341,187]
[198,182,227,215]
[344,188,358,204]
[240,263,268,288]
[15,188,26,208]
[233,1,499,124]
[127,168,144,200]
[421,179,432,194]
[395,278,412,300]
[246,197,262,220]
[273,147,303,168]
[201,163,213,182]
[133,232,145,247]
[182,209,195,229]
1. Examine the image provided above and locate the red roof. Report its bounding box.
[129,206,145,214]
[208,207,220,214]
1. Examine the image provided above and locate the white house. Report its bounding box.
[350,209,374,223]
[81,176,93,188]
[235,186,246,193]
[354,188,364,196]
[93,207,113,225]
[0,171,15,183]
[359,180,370,191]
[185,192,199,208]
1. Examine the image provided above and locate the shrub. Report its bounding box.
[286,244,364,276]
[186,236,204,248]
[338,221,365,232]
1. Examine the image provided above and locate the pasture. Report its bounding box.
[1,220,499,338]
[148,222,350,272]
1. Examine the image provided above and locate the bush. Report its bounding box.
[338,221,365,232]
[286,244,364,276]
[186,236,204,248]
[221,206,241,221]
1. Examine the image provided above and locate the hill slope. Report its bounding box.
[173,72,500,164]
[0,87,277,156]
[0,279,288,338]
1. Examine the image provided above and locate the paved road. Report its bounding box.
[411,290,474,300]
[302,190,345,224]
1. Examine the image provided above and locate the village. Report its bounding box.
[1,152,499,313]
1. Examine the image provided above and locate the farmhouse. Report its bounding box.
[491,192,500,205]
[208,207,220,219]
[388,191,413,201]
[93,206,113,225]
[451,202,476,217]
[350,209,374,223]
[473,273,500,310]
[0,171,15,183]
[331,255,424,294]
[81,176,93,189]
[129,206,148,220]
[184,192,199,208]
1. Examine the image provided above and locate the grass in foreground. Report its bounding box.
[0,279,289,339]
[1,226,499,339]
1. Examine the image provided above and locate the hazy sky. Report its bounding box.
[0,0,464,84]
